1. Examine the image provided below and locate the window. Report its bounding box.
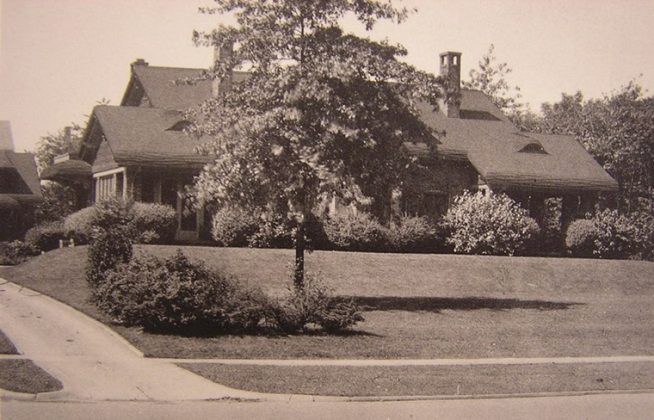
[94,169,126,202]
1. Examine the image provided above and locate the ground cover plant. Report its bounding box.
[3,245,653,360]
[0,328,18,354]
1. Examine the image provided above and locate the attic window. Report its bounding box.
[166,120,192,131]
[519,142,547,154]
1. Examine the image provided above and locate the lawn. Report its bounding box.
[180,362,654,397]
[1,245,653,359]
[0,328,63,394]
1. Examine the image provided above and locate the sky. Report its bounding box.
[1,0,654,152]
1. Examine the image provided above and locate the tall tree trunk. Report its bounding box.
[294,218,305,290]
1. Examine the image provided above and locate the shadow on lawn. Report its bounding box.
[344,296,584,313]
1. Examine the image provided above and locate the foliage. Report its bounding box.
[211,205,260,246]
[0,241,39,265]
[94,251,267,334]
[63,206,97,244]
[188,0,442,285]
[24,221,66,252]
[130,202,177,244]
[268,275,363,333]
[322,211,388,251]
[387,215,439,252]
[565,208,654,260]
[565,219,599,258]
[35,124,84,174]
[85,199,135,288]
[540,83,654,211]
[442,191,540,256]
[463,44,526,125]
[35,183,79,223]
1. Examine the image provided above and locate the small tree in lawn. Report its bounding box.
[189,0,442,288]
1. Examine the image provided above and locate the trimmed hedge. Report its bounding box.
[131,202,177,244]
[63,207,97,244]
[24,221,66,252]
[211,206,259,247]
[322,212,387,251]
[565,219,599,258]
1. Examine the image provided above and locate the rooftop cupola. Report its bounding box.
[440,51,462,118]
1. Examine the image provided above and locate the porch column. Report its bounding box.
[528,193,546,227]
[579,192,598,217]
[561,194,579,233]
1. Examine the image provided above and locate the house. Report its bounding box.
[0,121,42,240]
[42,51,618,241]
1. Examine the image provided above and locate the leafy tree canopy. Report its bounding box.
[188,0,443,285]
[540,82,654,211]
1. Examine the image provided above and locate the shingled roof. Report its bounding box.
[413,99,618,193]
[86,58,618,195]
[126,64,249,110]
[0,150,42,206]
[90,105,211,168]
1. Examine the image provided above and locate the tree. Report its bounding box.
[540,83,654,212]
[188,0,442,287]
[35,124,83,174]
[463,44,528,127]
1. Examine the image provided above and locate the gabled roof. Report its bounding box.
[124,64,249,110]
[414,100,618,193]
[88,105,211,168]
[0,149,42,203]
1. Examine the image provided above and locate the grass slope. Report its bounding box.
[2,245,653,359]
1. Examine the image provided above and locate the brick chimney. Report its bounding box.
[439,51,462,118]
[212,42,234,98]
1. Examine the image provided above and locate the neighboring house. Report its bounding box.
[42,51,618,241]
[0,121,42,240]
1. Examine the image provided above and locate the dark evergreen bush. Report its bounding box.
[95,251,268,334]
[85,199,135,288]
[387,215,439,252]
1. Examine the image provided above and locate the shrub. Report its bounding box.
[24,220,66,252]
[565,219,599,257]
[130,202,177,244]
[211,206,259,247]
[63,206,97,244]
[95,251,267,334]
[387,215,438,252]
[0,240,39,265]
[591,209,639,259]
[322,212,388,252]
[442,191,540,256]
[85,199,135,288]
[268,276,364,333]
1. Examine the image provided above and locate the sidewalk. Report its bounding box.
[0,280,260,402]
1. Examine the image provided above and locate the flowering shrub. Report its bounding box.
[211,206,259,246]
[442,191,540,256]
[322,212,388,251]
[63,206,97,244]
[565,219,599,257]
[95,251,267,334]
[130,202,177,244]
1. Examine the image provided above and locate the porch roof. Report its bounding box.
[41,159,92,181]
